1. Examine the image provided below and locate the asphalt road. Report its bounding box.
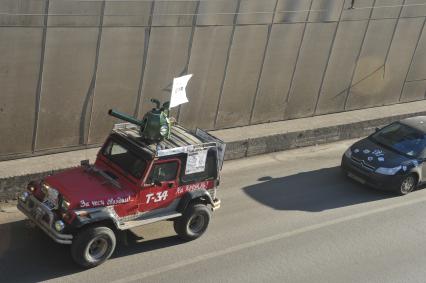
[2,139,426,283]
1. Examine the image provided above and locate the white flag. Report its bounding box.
[170,74,193,108]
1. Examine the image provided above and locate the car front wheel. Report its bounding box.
[71,226,116,268]
[399,174,417,195]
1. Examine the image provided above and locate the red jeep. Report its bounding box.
[17,122,225,268]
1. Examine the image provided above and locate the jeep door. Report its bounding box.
[140,159,180,212]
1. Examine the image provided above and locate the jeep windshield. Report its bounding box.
[370,122,426,158]
[102,140,148,179]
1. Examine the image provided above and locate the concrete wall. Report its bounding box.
[0,0,425,160]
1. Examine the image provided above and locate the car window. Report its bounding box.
[103,141,147,179]
[147,162,179,184]
[371,122,426,158]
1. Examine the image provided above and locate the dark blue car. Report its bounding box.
[341,116,426,195]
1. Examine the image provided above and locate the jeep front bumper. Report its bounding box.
[17,194,73,244]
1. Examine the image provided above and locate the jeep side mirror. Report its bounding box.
[143,179,162,187]
[80,159,90,167]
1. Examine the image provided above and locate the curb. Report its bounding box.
[221,115,417,160]
[2,102,426,201]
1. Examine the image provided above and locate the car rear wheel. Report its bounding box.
[399,174,417,195]
[174,203,211,241]
[71,226,116,268]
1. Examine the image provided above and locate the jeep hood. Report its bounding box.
[43,167,135,209]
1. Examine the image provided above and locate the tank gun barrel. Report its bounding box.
[108,109,144,126]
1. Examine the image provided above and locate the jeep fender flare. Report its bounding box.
[71,207,121,230]
[177,190,214,213]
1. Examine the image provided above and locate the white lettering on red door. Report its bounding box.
[107,196,131,206]
[80,200,90,208]
[176,182,208,195]
[91,200,105,206]
[79,196,131,208]
[145,191,168,204]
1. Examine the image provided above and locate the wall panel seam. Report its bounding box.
[248,0,279,125]
[177,0,201,123]
[343,0,378,110]
[213,0,242,129]
[282,0,315,118]
[313,0,346,115]
[134,0,156,118]
[399,17,426,101]
[81,0,106,145]
[31,0,50,152]
[381,0,406,79]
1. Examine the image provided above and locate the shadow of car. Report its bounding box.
[243,166,394,212]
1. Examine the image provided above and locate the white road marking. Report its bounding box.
[112,195,426,283]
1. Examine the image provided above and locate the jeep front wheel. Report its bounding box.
[71,226,116,268]
[174,204,211,241]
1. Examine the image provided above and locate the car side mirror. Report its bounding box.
[375,127,380,133]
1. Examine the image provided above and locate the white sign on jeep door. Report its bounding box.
[185,149,208,174]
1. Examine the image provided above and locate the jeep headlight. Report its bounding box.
[344,148,352,158]
[27,184,36,193]
[41,182,50,195]
[54,220,65,232]
[375,166,402,175]
[61,198,70,211]
[19,192,30,203]
[160,124,169,136]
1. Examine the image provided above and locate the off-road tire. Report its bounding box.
[174,203,211,241]
[398,174,417,195]
[71,226,116,268]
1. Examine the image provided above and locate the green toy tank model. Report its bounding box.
[108,99,171,143]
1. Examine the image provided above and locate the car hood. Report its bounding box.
[350,138,418,169]
[44,167,135,209]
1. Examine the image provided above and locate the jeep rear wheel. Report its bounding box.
[71,226,116,268]
[174,204,211,241]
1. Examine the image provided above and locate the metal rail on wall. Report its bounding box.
[0,1,425,17]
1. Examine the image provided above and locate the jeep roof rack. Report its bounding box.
[112,123,220,159]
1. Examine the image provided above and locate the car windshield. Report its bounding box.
[370,122,426,158]
[102,140,148,179]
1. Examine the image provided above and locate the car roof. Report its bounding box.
[400,116,426,133]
